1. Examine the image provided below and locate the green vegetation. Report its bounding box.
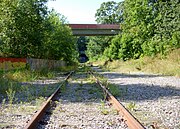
[126,102,136,112]
[0,67,73,103]
[0,0,78,64]
[95,1,123,24]
[86,0,179,76]
[6,85,16,111]
[60,81,67,93]
[85,1,124,61]
[108,84,125,97]
[96,49,180,77]
[100,100,109,115]
[1,69,57,82]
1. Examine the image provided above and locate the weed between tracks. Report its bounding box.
[94,74,127,98]
[77,65,128,98]
[99,100,118,115]
[126,102,136,111]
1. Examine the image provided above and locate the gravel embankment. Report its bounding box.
[37,73,128,129]
[93,67,180,129]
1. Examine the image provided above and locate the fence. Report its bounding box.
[27,58,66,70]
[0,58,26,70]
[0,58,66,70]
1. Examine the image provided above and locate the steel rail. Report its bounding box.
[89,71,145,129]
[24,71,74,129]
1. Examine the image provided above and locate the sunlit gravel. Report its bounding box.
[37,73,128,129]
[97,68,180,129]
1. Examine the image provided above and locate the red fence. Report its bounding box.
[0,58,27,70]
[0,58,26,63]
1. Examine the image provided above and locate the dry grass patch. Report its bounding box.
[92,49,180,77]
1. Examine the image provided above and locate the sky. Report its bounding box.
[47,0,123,24]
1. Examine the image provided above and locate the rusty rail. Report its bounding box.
[24,71,74,129]
[89,71,145,129]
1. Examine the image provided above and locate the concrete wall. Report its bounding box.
[27,58,66,70]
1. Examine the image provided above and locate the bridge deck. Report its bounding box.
[67,24,120,36]
[68,24,120,29]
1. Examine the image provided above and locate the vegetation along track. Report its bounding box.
[23,66,145,129]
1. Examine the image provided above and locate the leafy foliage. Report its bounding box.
[86,1,123,61]
[95,1,124,24]
[119,0,180,59]
[0,0,78,63]
[43,11,77,63]
[103,34,121,60]
[77,36,89,52]
[86,36,113,61]
[87,0,180,61]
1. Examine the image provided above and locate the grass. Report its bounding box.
[99,100,119,115]
[58,65,78,72]
[0,64,78,83]
[107,83,126,97]
[126,102,136,111]
[2,69,56,82]
[60,81,67,93]
[94,73,127,98]
[0,65,77,96]
[91,49,180,77]
[0,67,65,105]
[100,100,109,115]
[6,86,16,111]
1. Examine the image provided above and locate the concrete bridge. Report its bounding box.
[67,24,120,36]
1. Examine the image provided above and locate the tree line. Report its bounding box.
[86,0,180,61]
[0,0,78,64]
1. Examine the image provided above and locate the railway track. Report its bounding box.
[89,70,144,129]
[24,67,145,129]
[24,71,73,129]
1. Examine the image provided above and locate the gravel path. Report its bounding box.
[93,66,180,129]
[37,72,128,129]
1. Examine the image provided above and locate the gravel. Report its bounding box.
[1,67,179,129]
[0,104,36,129]
[37,72,128,129]
[0,74,66,129]
[92,66,180,129]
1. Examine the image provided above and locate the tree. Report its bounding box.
[43,10,78,63]
[0,0,48,57]
[77,36,89,52]
[13,0,48,58]
[114,0,180,60]
[142,0,180,56]
[116,0,152,60]
[86,36,113,61]
[0,0,78,64]
[86,1,123,61]
[0,0,19,57]
[90,0,179,61]
[95,1,124,24]
[103,34,121,60]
